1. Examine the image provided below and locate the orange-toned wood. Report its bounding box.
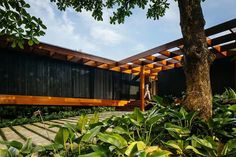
[123,69,132,74]
[132,66,141,72]
[161,50,171,57]
[49,51,55,56]
[146,63,155,68]
[67,55,74,61]
[110,66,121,72]
[146,55,156,61]
[0,95,130,107]
[133,72,140,75]
[145,69,151,75]
[98,63,108,69]
[84,60,97,66]
[151,67,162,73]
[173,55,183,61]
[150,72,158,76]
[140,66,145,112]
[213,45,228,56]
[175,62,182,68]
[150,76,157,80]
[159,60,167,65]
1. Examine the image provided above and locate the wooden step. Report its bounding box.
[116,100,140,111]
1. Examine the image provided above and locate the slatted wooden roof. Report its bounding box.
[1,18,236,80]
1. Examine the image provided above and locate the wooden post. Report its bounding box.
[140,66,145,111]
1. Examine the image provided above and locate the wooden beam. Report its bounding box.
[67,55,74,61]
[110,66,121,72]
[208,33,236,46]
[0,95,130,107]
[140,66,145,112]
[49,51,55,56]
[84,60,97,66]
[119,19,236,64]
[97,63,109,69]
[205,18,236,36]
[36,43,116,65]
[119,39,183,64]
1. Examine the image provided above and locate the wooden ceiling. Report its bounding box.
[1,19,236,80]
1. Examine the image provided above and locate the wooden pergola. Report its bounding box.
[0,18,236,110]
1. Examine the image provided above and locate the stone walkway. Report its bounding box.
[0,111,129,148]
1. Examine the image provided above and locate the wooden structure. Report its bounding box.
[0,95,129,106]
[0,18,236,110]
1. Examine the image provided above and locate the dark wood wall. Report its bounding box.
[0,49,139,100]
[157,57,236,97]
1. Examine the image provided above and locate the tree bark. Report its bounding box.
[177,0,215,120]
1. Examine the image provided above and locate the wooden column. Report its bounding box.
[140,66,145,111]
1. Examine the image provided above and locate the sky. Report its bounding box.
[25,0,236,61]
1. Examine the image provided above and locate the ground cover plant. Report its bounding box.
[0,89,236,157]
[0,106,115,128]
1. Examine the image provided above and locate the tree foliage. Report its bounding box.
[0,0,206,47]
[0,0,46,48]
[51,0,170,24]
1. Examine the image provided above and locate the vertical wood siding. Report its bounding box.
[0,49,139,100]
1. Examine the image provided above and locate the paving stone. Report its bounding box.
[0,111,129,148]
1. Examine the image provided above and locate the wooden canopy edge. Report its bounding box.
[36,42,117,65]
[119,39,183,64]
[0,95,130,107]
[119,18,236,64]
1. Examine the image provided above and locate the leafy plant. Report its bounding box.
[0,89,235,156]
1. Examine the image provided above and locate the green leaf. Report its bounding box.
[41,24,47,29]
[49,124,62,129]
[17,41,24,49]
[8,147,19,156]
[185,145,206,156]
[0,140,23,149]
[147,149,172,157]
[228,105,236,112]
[79,151,104,157]
[54,127,69,148]
[191,136,213,149]
[125,141,146,156]
[221,138,236,155]
[163,140,183,154]
[54,154,62,157]
[129,108,144,126]
[112,126,129,135]
[28,39,33,46]
[89,112,99,124]
[180,107,188,118]
[146,115,163,126]
[20,138,33,154]
[31,145,45,153]
[81,126,101,143]
[44,143,63,151]
[11,41,16,48]
[32,38,39,44]
[164,123,190,138]
[23,4,30,8]
[91,145,108,157]
[98,133,127,149]
[77,114,88,134]
[0,149,10,157]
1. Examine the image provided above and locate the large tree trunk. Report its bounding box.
[177,0,215,120]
